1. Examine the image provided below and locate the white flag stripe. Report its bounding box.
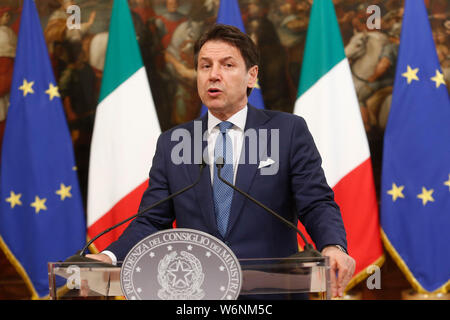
[294,59,370,187]
[87,67,160,226]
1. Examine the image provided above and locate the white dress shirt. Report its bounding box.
[206,106,247,184]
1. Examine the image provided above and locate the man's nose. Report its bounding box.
[209,64,221,81]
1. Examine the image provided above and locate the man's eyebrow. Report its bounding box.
[199,56,235,62]
[220,56,235,62]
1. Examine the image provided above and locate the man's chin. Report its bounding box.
[202,103,224,113]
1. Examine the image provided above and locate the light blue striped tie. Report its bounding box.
[213,121,234,237]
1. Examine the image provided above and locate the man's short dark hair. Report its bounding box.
[194,24,260,71]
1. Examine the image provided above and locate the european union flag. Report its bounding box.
[200,0,265,116]
[381,0,450,293]
[0,0,86,298]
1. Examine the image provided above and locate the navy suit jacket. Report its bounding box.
[106,105,347,261]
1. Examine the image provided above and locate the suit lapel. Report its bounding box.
[225,106,270,237]
[185,114,218,234]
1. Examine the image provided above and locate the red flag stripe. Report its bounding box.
[298,158,383,277]
[87,180,148,252]
[333,158,382,276]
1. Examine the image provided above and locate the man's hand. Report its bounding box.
[321,246,356,298]
[85,253,113,265]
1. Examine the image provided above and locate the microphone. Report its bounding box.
[215,157,321,258]
[65,161,206,264]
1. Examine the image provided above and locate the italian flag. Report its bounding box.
[87,0,161,252]
[294,0,384,289]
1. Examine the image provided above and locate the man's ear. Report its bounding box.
[247,65,259,89]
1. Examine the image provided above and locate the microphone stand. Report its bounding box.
[215,157,321,258]
[65,162,206,265]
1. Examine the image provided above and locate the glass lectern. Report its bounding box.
[48,256,330,300]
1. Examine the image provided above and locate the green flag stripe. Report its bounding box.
[99,0,143,102]
[297,0,346,98]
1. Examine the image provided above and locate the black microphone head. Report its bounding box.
[64,251,115,268]
[289,244,322,258]
[215,156,225,168]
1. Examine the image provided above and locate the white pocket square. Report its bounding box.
[258,158,275,169]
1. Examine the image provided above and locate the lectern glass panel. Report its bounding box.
[48,256,330,300]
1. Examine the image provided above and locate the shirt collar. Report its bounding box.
[207,105,248,134]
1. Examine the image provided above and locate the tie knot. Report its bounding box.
[218,121,233,134]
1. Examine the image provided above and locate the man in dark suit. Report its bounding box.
[88,24,355,298]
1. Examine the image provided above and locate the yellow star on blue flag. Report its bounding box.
[5,191,22,208]
[19,79,34,96]
[401,65,419,84]
[430,70,445,88]
[45,83,60,101]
